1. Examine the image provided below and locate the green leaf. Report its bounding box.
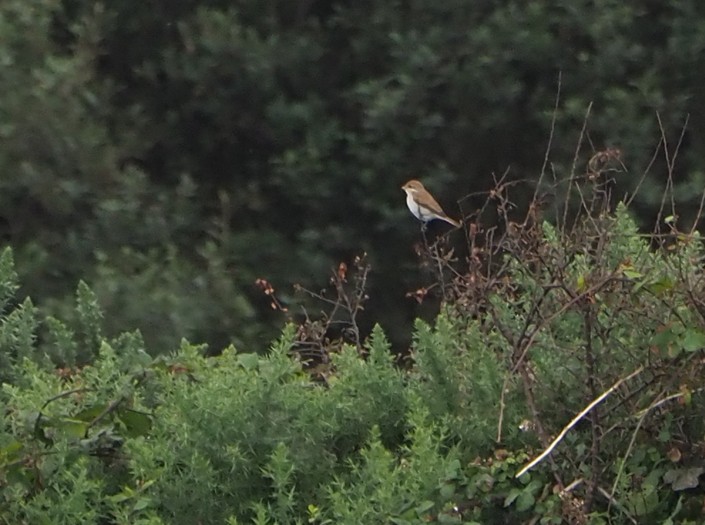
[414,500,435,514]
[622,268,643,279]
[682,328,705,352]
[118,409,153,437]
[74,404,109,422]
[437,512,462,524]
[504,488,521,507]
[54,418,90,439]
[0,439,23,462]
[651,325,681,357]
[515,490,535,512]
[109,492,132,504]
[444,458,461,479]
[133,497,151,511]
[645,277,675,295]
[439,482,456,499]
[664,467,704,491]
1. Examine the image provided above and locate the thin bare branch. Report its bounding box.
[562,101,593,229]
[516,366,644,479]
[536,71,562,201]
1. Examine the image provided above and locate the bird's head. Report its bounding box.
[401,179,425,195]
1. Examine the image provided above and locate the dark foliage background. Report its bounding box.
[2,0,705,353]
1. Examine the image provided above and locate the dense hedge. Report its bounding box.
[3,183,705,523]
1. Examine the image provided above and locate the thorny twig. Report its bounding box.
[257,254,371,363]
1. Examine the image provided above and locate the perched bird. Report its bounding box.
[401,179,461,228]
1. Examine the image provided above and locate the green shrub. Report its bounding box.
[3,176,705,523]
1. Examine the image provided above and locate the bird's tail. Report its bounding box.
[443,216,462,228]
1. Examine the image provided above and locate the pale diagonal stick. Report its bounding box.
[515,366,644,479]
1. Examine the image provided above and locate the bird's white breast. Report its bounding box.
[405,192,422,221]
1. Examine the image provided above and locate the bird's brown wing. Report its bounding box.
[421,195,451,219]
[419,195,460,227]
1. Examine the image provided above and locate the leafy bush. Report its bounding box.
[4,167,705,523]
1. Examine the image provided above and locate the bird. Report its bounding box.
[401,179,461,228]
